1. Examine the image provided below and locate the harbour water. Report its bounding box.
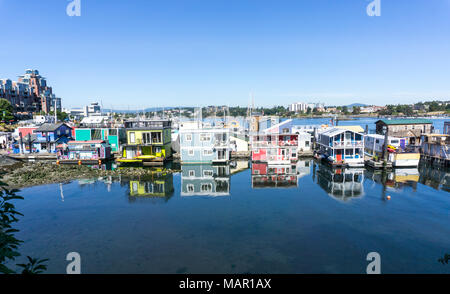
[9,160,450,274]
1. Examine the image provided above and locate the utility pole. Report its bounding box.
[54,99,58,122]
[383,125,389,167]
[19,132,24,154]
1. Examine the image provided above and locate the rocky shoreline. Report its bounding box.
[0,161,178,189]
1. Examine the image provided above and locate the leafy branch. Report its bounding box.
[0,178,48,274]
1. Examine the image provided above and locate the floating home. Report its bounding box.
[375,119,433,145]
[74,127,126,153]
[179,127,231,164]
[56,140,112,164]
[181,164,230,197]
[251,162,298,188]
[27,123,73,153]
[316,128,364,167]
[251,134,299,164]
[117,119,172,166]
[364,134,420,168]
[420,134,450,167]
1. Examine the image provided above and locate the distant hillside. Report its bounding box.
[102,107,177,113]
[346,103,368,108]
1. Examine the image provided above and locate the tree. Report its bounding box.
[0,178,48,274]
[0,99,14,123]
[342,106,349,115]
[49,111,69,121]
[352,106,361,115]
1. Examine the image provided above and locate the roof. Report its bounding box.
[263,119,293,134]
[321,128,347,137]
[376,119,432,125]
[335,125,365,133]
[321,127,364,137]
[421,133,450,137]
[68,140,106,144]
[35,123,71,132]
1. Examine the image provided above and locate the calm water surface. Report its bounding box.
[10,160,450,274]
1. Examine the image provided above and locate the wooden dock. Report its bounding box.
[365,159,393,170]
[420,154,450,167]
[8,153,57,162]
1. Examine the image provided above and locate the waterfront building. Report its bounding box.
[258,116,280,132]
[375,119,433,145]
[251,162,298,188]
[33,115,56,124]
[251,133,299,164]
[364,134,420,168]
[118,119,172,165]
[249,112,263,133]
[263,119,293,134]
[230,133,249,154]
[74,127,126,153]
[296,131,312,153]
[56,140,112,164]
[317,127,364,167]
[179,127,231,164]
[31,123,73,153]
[420,134,450,166]
[444,122,450,135]
[181,164,230,197]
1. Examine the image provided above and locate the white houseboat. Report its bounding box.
[364,134,420,168]
[316,128,364,167]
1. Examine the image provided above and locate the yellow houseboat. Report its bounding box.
[117,119,172,166]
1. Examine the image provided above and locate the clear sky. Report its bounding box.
[1,0,450,109]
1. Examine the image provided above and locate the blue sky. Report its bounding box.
[1,0,450,109]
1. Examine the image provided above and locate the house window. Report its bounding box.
[130,132,135,143]
[201,183,212,192]
[142,132,151,144]
[189,170,195,177]
[305,141,310,147]
[200,133,211,142]
[188,149,194,156]
[187,184,194,192]
[345,149,354,156]
[151,132,162,143]
[154,147,162,153]
[186,134,192,141]
[203,170,213,177]
[203,149,213,156]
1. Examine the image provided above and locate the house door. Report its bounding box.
[336,150,342,161]
[280,149,286,161]
[217,149,225,160]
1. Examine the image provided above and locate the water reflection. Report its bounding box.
[181,164,230,197]
[313,163,365,201]
[365,168,419,191]
[251,162,299,188]
[419,164,450,192]
[120,168,174,202]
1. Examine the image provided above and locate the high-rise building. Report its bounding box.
[0,69,61,113]
[289,102,325,113]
